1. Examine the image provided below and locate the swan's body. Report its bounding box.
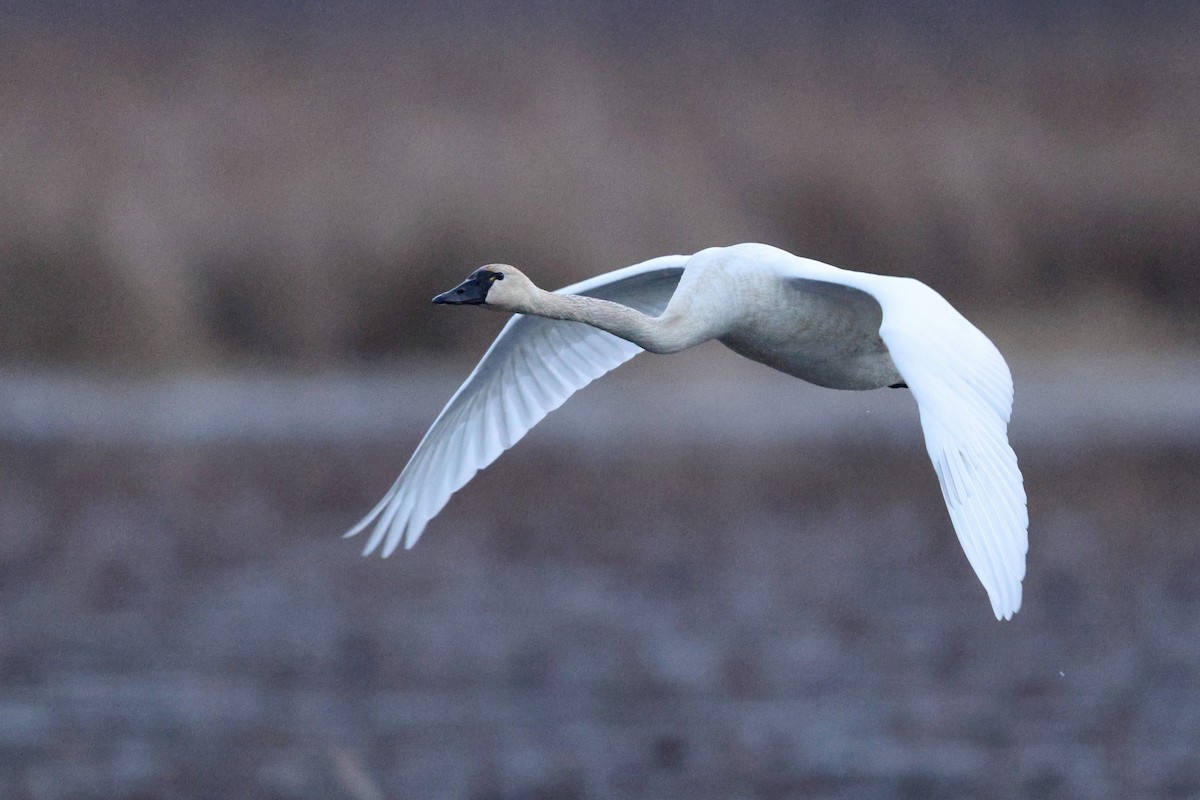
[347,243,1028,620]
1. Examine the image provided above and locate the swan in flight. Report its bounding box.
[346,243,1028,620]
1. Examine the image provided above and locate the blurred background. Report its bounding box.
[1,2,1199,798]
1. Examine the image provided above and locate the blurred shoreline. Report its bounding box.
[3,350,1197,447]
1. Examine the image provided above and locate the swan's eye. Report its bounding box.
[494,273,504,281]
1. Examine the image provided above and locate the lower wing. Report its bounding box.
[877,279,1029,620]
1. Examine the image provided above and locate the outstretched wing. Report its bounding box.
[347,255,689,556]
[876,279,1028,620]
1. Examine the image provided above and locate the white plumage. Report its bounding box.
[346,243,1028,620]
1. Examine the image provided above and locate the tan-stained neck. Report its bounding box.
[517,290,704,354]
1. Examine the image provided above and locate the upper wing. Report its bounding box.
[875,279,1028,620]
[346,255,689,556]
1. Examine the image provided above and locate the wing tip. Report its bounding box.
[342,516,373,539]
[991,581,1023,621]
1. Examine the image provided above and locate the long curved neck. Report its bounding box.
[521,290,702,354]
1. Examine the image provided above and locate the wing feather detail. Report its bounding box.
[346,255,688,556]
[876,280,1029,620]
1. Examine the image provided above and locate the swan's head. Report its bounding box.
[432,264,537,312]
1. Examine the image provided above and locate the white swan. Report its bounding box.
[346,243,1028,620]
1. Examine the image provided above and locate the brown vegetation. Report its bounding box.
[1,15,1198,367]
